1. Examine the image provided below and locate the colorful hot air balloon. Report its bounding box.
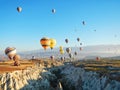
[50,38,56,49]
[17,7,22,12]
[60,49,64,54]
[40,37,50,50]
[66,47,71,53]
[77,38,80,42]
[52,9,56,13]
[5,47,17,60]
[60,46,63,50]
[13,54,20,61]
[65,39,68,43]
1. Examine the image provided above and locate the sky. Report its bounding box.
[0,0,120,52]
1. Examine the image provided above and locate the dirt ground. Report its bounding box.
[0,60,34,74]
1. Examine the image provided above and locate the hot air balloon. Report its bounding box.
[65,39,68,43]
[60,49,64,54]
[80,43,82,45]
[60,57,64,61]
[59,46,63,50]
[69,53,73,58]
[66,47,71,54]
[17,7,22,12]
[80,47,82,51]
[40,37,50,50]
[74,51,77,55]
[13,54,20,61]
[77,38,80,42]
[96,57,100,61]
[32,56,35,60]
[52,9,56,13]
[50,55,54,60]
[82,21,85,25]
[14,60,20,66]
[50,38,56,49]
[5,47,17,60]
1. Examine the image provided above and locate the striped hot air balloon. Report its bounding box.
[5,47,17,60]
[40,37,50,50]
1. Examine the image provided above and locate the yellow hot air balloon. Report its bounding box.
[60,49,64,54]
[59,46,63,50]
[50,38,56,49]
[40,37,50,50]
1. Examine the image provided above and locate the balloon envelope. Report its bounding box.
[40,37,50,50]
[17,7,22,12]
[52,9,56,13]
[50,38,56,49]
[65,39,68,43]
[60,49,64,54]
[66,47,71,53]
[13,54,20,61]
[5,47,16,60]
[50,55,54,60]
[74,51,77,55]
[77,38,80,42]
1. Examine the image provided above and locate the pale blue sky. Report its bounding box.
[0,0,120,51]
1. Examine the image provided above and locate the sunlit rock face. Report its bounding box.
[0,62,120,90]
[0,66,62,90]
[60,65,120,90]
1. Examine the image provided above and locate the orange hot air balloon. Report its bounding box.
[40,37,50,50]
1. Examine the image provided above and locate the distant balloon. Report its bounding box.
[52,9,56,13]
[69,53,73,58]
[80,47,82,51]
[80,43,82,45]
[77,38,80,42]
[13,54,20,61]
[66,47,71,53]
[60,49,64,54]
[74,51,77,55]
[50,55,54,60]
[60,57,65,61]
[40,37,50,50]
[59,46,63,50]
[65,39,68,43]
[32,56,35,60]
[82,21,85,25]
[17,7,22,12]
[96,57,100,61]
[5,47,17,60]
[50,38,56,49]
[14,60,20,66]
